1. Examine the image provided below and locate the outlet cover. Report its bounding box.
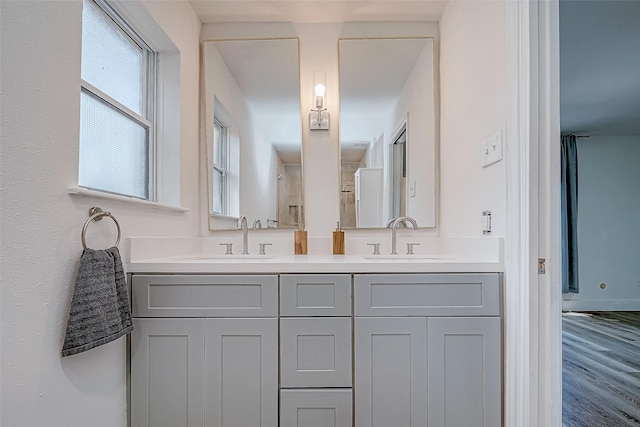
[482,131,503,167]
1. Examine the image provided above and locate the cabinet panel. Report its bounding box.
[354,317,427,427]
[281,318,352,387]
[427,317,502,427]
[281,389,352,427]
[132,274,278,317]
[205,318,278,427]
[130,318,205,427]
[280,274,351,316]
[354,273,500,316]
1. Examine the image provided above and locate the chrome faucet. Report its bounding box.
[252,219,262,229]
[390,216,418,255]
[239,216,249,254]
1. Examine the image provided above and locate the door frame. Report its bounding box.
[504,0,562,426]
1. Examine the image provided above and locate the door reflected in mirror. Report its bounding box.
[339,38,437,229]
[203,38,303,230]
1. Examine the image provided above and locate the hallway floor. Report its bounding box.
[562,311,640,427]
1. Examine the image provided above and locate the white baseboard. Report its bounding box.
[562,298,640,311]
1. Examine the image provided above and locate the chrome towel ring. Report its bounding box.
[81,207,121,250]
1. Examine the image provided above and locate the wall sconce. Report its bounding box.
[310,70,329,130]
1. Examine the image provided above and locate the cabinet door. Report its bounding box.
[354,317,427,427]
[130,318,205,427]
[281,389,352,427]
[427,317,501,427]
[205,318,278,427]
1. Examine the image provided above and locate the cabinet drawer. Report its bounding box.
[281,389,352,427]
[280,318,352,387]
[280,274,351,316]
[132,274,278,317]
[354,273,500,316]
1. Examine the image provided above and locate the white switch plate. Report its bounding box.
[481,131,503,167]
[409,180,416,197]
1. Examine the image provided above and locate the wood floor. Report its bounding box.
[563,311,640,427]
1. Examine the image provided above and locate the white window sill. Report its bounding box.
[68,187,189,213]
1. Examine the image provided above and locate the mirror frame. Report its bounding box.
[337,36,438,230]
[202,37,305,231]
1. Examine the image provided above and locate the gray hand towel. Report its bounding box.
[62,246,133,357]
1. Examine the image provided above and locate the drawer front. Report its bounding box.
[132,274,278,317]
[280,389,352,427]
[280,274,351,316]
[354,273,500,316]
[280,318,352,388]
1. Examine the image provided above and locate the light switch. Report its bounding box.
[409,180,416,197]
[482,131,503,167]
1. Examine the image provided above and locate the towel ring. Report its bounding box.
[81,207,121,250]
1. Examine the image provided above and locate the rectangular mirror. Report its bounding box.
[203,38,303,230]
[338,38,436,229]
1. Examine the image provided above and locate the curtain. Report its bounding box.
[561,135,579,293]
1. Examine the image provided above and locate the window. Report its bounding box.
[213,116,229,215]
[78,0,157,200]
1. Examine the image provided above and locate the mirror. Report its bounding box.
[338,38,436,229]
[203,39,303,230]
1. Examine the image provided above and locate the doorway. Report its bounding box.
[558,0,640,425]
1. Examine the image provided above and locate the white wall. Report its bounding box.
[0,1,201,425]
[243,105,279,225]
[563,136,640,311]
[439,0,507,237]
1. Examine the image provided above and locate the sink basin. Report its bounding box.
[191,255,274,261]
[362,255,441,261]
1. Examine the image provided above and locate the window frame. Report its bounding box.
[212,116,230,215]
[79,0,158,200]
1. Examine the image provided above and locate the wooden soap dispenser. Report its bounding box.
[294,224,307,255]
[333,222,345,255]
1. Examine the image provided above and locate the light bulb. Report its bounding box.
[314,83,325,97]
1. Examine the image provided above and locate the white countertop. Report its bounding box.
[126,254,503,274]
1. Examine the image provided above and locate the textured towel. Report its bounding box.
[62,247,133,357]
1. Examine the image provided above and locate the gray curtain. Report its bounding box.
[561,135,579,293]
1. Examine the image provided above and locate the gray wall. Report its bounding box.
[563,136,640,310]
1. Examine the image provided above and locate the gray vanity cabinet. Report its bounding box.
[130,275,279,427]
[129,272,502,427]
[354,273,502,427]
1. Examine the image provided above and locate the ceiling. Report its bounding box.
[189,0,448,24]
[560,0,640,135]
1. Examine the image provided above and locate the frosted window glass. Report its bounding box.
[79,91,148,199]
[214,124,222,165]
[81,0,143,114]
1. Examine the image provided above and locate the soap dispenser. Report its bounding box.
[333,222,345,255]
[294,225,307,255]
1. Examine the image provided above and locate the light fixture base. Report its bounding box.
[310,110,329,130]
